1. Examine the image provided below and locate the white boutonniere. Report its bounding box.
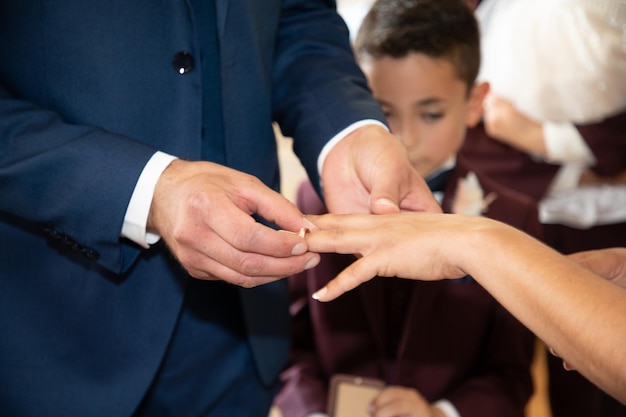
[452,171,497,216]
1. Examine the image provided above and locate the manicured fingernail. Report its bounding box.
[304,256,319,270]
[312,287,327,300]
[292,242,306,255]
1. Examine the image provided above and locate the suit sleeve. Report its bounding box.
[0,85,157,274]
[271,0,387,190]
[576,109,626,177]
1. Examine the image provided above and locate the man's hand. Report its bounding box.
[321,124,441,215]
[147,159,319,286]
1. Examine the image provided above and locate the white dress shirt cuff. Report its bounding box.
[121,151,178,248]
[316,119,388,178]
[434,399,462,417]
[543,121,595,166]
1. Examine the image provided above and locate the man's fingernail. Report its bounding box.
[312,287,327,300]
[375,198,398,208]
[292,242,307,255]
[304,256,319,270]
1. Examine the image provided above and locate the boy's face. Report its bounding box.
[361,52,484,177]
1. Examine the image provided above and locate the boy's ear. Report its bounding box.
[466,81,490,127]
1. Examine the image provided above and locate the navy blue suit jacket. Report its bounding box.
[0,1,386,415]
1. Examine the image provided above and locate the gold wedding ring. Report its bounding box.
[298,227,310,238]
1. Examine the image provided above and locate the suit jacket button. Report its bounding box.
[44,228,61,240]
[82,248,100,261]
[172,51,194,74]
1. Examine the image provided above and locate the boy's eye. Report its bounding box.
[422,112,444,122]
[381,109,395,119]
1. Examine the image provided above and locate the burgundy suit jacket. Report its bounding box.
[451,112,626,253]
[275,181,535,417]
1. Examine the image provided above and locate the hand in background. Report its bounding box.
[321,124,441,215]
[568,247,626,289]
[148,159,319,286]
[482,94,546,157]
[370,386,446,417]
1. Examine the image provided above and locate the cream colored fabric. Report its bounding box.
[477,0,626,124]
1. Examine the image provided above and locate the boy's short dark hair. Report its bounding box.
[354,0,480,92]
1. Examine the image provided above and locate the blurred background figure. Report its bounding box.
[448,0,626,416]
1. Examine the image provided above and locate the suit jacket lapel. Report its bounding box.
[215,0,229,37]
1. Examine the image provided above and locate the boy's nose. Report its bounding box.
[396,121,420,147]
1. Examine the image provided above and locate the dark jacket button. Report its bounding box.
[44,228,62,240]
[60,234,74,246]
[172,51,194,74]
[81,248,100,262]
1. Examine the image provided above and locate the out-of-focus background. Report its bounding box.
[270,1,567,415]
[273,129,552,417]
